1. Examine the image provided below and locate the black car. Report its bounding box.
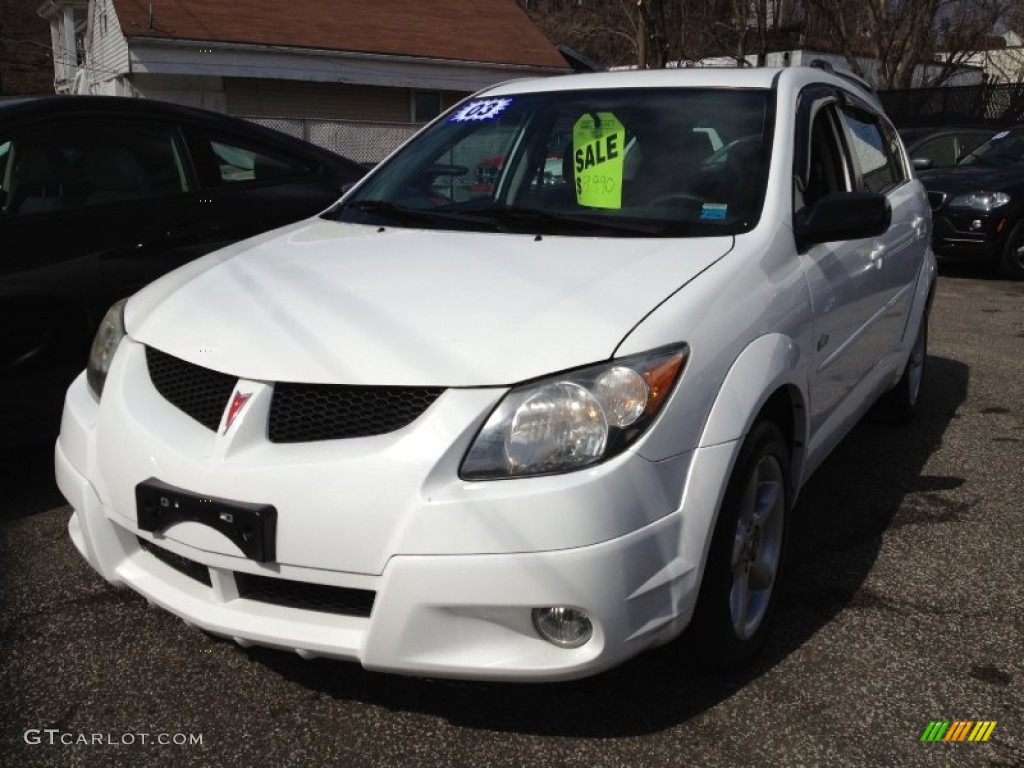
[919,126,1024,279]
[0,96,366,443]
[898,125,996,171]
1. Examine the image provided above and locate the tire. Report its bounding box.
[691,420,791,670]
[876,306,928,423]
[1000,218,1024,280]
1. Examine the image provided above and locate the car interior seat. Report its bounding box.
[9,144,75,215]
[82,145,149,205]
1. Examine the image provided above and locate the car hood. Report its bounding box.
[127,220,732,386]
[920,163,1024,195]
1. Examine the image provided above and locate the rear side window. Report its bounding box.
[0,119,188,217]
[207,138,313,184]
[840,108,907,194]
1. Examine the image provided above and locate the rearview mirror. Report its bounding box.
[794,191,891,251]
[912,157,932,171]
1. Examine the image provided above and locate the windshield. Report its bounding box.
[326,88,773,237]
[958,129,1024,168]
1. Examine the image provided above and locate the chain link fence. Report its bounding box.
[243,116,421,165]
[879,82,1024,128]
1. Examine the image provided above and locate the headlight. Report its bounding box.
[460,345,687,479]
[948,191,1010,211]
[86,298,128,400]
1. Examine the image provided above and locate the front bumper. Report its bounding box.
[930,210,1006,261]
[56,355,729,681]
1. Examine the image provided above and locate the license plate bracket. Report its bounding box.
[136,478,276,563]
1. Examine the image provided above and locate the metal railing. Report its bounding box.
[880,82,1024,128]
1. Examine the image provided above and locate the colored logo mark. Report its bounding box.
[920,721,997,742]
[222,391,252,434]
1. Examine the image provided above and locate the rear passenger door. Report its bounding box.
[795,89,893,445]
[836,106,927,359]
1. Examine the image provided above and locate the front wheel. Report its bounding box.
[999,218,1024,280]
[691,420,791,670]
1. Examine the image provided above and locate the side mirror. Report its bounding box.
[912,156,933,171]
[794,191,891,251]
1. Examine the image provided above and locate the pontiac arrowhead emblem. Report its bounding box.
[223,391,252,434]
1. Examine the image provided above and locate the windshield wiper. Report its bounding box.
[336,200,675,236]
[333,200,502,231]
[462,206,666,236]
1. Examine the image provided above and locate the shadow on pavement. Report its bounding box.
[1,440,64,524]
[245,354,969,737]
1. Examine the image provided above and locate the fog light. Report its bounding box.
[532,606,593,648]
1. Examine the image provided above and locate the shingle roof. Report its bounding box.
[112,0,569,69]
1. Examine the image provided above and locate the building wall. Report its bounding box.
[84,0,129,92]
[1,0,55,95]
[126,73,228,111]
[224,78,467,122]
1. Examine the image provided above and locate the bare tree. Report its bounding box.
[519,0,640,68]
[805,0,1012,88]
[522,0,1014,86]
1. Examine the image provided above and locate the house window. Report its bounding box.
[412,92,442,123]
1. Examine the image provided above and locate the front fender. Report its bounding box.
[699,332,806,449]
[665,333,808,630]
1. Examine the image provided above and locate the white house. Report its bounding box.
[945,32,1024,84]
[38,0,569,122]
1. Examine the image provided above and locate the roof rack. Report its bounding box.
[809,59,876,97]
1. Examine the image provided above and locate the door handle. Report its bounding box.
[869,242,886,269]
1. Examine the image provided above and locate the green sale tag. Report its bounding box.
[572,112,625,209]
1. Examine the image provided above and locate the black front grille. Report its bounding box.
[145,346,443,442]
[146,347,237,432]
[235,572,375,617]
[138,537,212,587]
[927,191,947,211]
[268,383,444,443]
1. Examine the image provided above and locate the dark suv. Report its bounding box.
[919,126,1024,279]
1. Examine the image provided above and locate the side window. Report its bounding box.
[956,133,989,163]
[912,135,957,169]
[800,106,850,210]
[0,120,188,217]
[412,91,442,123]
[207,138,312,184]
[840,108,906,194]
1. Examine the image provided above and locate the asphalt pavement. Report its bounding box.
[1,266,1021,768]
